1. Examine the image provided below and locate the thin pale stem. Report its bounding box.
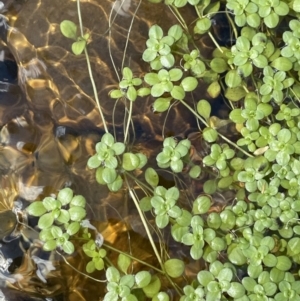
[124,99,133,143]
[76,0,108,133]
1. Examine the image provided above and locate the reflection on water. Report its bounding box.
[0,0,232,300]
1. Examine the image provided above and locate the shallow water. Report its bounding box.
[0,0,233,300]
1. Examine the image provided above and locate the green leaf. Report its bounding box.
[117,254,131,274]
[152,292,169,301]
[43,239,57,251]
[171,85,185,100]
[156,214,169,228]
[60,20,77,40]
[43,197,59,211]
[153,97,172,112]
[122,153,140,171]
[39,229,54,241]
[66,222,80,235]
[102,167,117,184]
[287,237,300,256]
[145,167,159,187]
[106,266,120,283]
[38,213,54,229]
[56,209,70,224]
[189,165,201,178]
[293,0,300,12]
[87,154,102,169]
[264,12,279,28]
[63,241,75,254]
[57,188,73,206]
[229,109,246,124]
[164,259,185,278]
[135,271,152,288]
[180,77,198,92]
[196,18,211,33]
[225,70,242,88]
[69,206,86,222]
[136,153,147,169]
[271,57,293,71]
[225,86,246,102]
[193,195,211,214]
[203,179,217,194]
[207,81,221,98]
[228,246,247,265]
[276,256,292,271]
[203,127,218,142]
[139,196,152,212]
[72,40,86,55]
[26,201,47,217]
[70,195,86,208]
[86,261,95,273]
[108,176,123,192]
[127,86,137,102]
[122,67,133,80]
[149,25,163,40]
[142,276,161,298]
[197,99,211,120]
[110,89,123,99]
[198,271,214,286]
[210,58,228,73]
[168,24,183,41]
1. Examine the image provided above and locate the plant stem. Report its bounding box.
[125,176,163,268]
[76,0,108,133]
[124,100,133,143]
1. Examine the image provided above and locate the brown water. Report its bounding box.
[0,0,233,300]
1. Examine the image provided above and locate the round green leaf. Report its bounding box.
[276,256,292,271]
[180,77,198,92]
[70,195,86,208]
[197,99,211,120]
[164,259,185,278]
[207,81,221,98]
[69,206,86,222]
[56,209,70,224]
[153,97,172,112]
[145,167,159,187]
[225,70,242,88]
[43,239,57,251]
[168,24,183,41]
[60,20,77,40]
[193,195,211,214]
[196,18,211,33]
[57,188,73,206]
[38,213,54,229]
[171,85,185,100]
[102,167,117,184]
[66,222,80,235]
[189,165,201,178]
[122,153,140,171]
[26,201,47,217]
[135,271,152,288]
[143,275,161,298]
[149,25,163,40]
[117,254,132,274]
[72,40,86,55]
[202,127,218,142]
[63,241,75,254]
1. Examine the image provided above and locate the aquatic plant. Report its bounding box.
[24,0,300,300]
